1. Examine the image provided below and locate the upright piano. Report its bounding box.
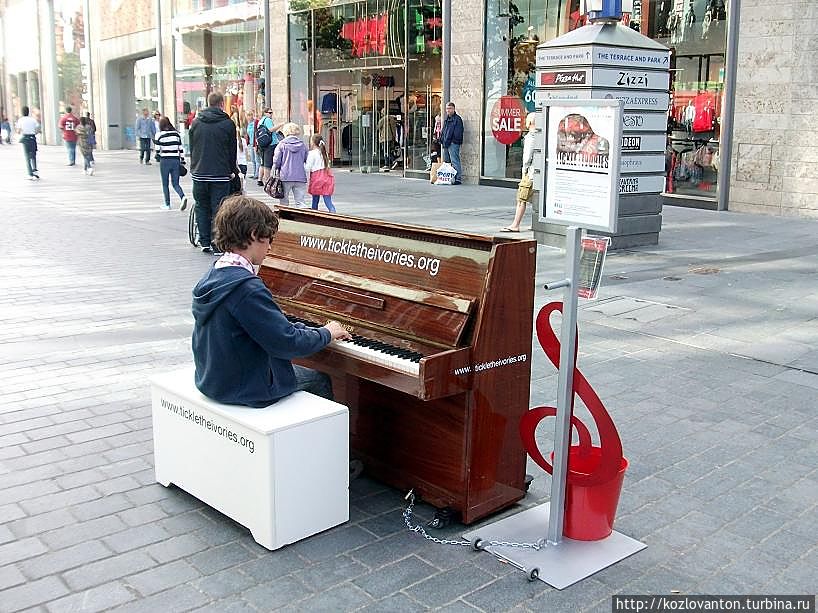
[258,208,537,524]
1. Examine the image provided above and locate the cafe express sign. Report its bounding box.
[490,95,526,145]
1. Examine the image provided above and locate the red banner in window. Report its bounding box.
[340,13,389,57]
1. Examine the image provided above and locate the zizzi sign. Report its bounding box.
[592,68,671,90]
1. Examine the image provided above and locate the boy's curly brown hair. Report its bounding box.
[213,196,279,253]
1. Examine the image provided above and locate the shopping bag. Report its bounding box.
[308,168,335,196]
[434,162,456,186]
[429,161,442,184]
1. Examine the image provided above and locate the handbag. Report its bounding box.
[178,159,188,177]
[229,173,242,195]
[308,168,335,196]
[264,173,285,200]
[517,174,534,203]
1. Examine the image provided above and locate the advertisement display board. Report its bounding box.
[541,100,623,233]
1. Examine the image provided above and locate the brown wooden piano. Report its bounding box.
[258,208,537,524]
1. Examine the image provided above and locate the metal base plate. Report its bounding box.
[462,503,646,589]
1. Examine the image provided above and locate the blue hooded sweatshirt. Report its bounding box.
[192,265,331,407]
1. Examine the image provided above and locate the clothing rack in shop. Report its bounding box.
[318,87,358,162]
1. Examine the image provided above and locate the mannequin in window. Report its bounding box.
[376,108,396,172]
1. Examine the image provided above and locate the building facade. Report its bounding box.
[1,0,816,218]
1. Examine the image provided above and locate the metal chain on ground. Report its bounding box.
[402,490,546,551]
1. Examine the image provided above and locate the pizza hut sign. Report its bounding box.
[540,70,587,86]
[490,95,526,146]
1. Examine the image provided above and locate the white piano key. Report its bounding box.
[329,339,420,376]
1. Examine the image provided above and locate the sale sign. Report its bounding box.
[490,95,526,145]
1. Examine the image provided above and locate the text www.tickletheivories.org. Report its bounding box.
[299,234,441,277]
[160,398,255,453]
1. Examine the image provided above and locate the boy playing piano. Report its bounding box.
[191,195,351,406]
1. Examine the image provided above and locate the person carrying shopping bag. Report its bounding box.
[306,134,336,212]
[272,123,308,207]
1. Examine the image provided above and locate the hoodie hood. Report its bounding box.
[197,106,230,124]
[192,266,255,326]
[279,135,306,152]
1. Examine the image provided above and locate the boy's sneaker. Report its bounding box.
[180,196,189,211]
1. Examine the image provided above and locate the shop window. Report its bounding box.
[174,18,265,128]
[649,0,727,199]
[482,0,728,201]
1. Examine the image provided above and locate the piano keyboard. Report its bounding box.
[287,315,422,376]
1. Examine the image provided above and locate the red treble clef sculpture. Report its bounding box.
[519,302,627,539]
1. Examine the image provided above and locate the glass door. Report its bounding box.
[406,0,442,177]
[356,69,404,173]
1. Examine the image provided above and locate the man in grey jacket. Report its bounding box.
[189,92,238,254]
[135,108,156,165]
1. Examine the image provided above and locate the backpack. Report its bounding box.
[256,120,273,149]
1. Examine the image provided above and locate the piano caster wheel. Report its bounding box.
[471,538,484,551]
[427,507,455,529]
[524,474,534,492]
[349,459,364,481]
[528,567,540,582]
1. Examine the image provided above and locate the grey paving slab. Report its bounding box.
[2,146,818,611]
[45,581,136,613]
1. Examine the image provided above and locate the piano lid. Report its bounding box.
[266,208,512,299]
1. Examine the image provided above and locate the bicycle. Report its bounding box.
[188,205,200,247]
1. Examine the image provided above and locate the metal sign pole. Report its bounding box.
[463,99,644,590]
[546,225,582,545]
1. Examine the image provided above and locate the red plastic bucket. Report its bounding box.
[560,447,628,541]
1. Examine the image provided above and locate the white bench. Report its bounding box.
[150,367,349,550]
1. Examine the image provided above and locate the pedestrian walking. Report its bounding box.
[502,113,537,233]
[135,108,156,165]
[58,105,79,166]
[152,111,162,161]
[84,112,97,150]
[236,128,248,192]
[1,115,12,144]
[441,101,464,184]
[189,91,238,254]
[154,116,189,211]
[272,122,309,207]
[74,116,95,176]
[245,109,259,180]
[306,134,336,212]
[256,108,283,187]
[16,106,40,180]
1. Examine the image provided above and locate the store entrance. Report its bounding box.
[314,68,406,174]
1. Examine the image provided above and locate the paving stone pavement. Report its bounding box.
[0,145,816,612]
